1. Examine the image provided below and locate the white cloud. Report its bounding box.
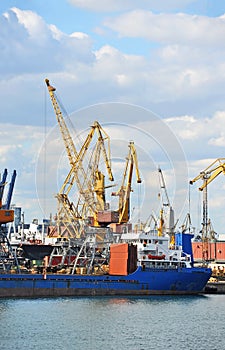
[166,111,225,143]
[1,7,225,127]
[68,0,195,12]
[0,7,94,76]
[93,45,146,92]
[209,136,225,147]
[103,10,225,47]
[11,7,51,44]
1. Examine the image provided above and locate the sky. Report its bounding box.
[1,0,225,235]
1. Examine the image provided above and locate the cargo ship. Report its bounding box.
[0,230,211,297]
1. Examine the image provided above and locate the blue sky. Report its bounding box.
[1,0,225,235]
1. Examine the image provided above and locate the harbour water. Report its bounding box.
[0,294,224,350]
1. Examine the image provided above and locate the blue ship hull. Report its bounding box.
[0,266,211,297]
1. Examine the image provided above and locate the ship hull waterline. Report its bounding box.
[0,266,211,298]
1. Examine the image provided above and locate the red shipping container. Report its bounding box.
[192,241,225,262]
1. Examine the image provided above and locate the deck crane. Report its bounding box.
[0,169,16,224]
[112,141,142,224]
[45,79,115,237]
[0,169,7,208]
[158,168,176,246]
[190,158,225,261]
[0,169,19,271]
[158,167,170,208]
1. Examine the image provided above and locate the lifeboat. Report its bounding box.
[148,254,166,260]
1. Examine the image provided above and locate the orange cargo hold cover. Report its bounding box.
[109,243,129,275]
[109,258,128,275]
[110,243,128,254]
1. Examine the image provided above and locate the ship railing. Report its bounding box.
[144,260,185,270]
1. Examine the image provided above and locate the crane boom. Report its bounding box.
[129,141,142,184]
[157,168,176,243]
[45,78,95,208]
[45,78,97,228]
[158,167,170,206]
[45,78,115,234]
[190,158,225,190]
[112,141,142,224]
[45,79,79,166]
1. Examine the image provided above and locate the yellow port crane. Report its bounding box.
[57,120,114,213]
[45,79,114,236]
[112,141,142,224]
[190,158,225,191]
[190,158,225,261]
